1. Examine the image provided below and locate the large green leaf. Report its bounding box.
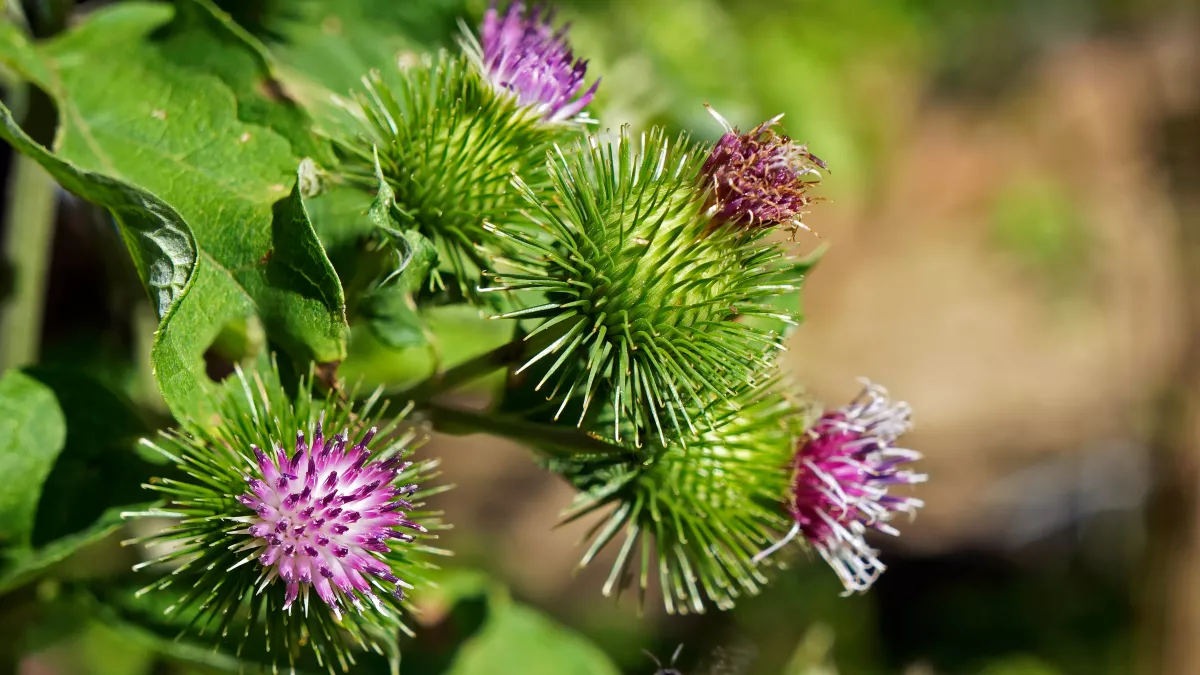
[0,4,348,418]
[0,104,196,318]
[0,370,65,549]
[23,368,156,547]
[0,369,160,593]
[153,0,334,163]
[446,591,621,675]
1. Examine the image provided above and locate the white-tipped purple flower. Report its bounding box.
[237,419,425,618]
[468,2,599,122]
[753,380,926,594]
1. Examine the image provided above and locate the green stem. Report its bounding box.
[391,338,525,406]
[0,153,57,370]
[424,402,631,459]
[21,0,74,38]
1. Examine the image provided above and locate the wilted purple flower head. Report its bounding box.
[702,105,825,234]
[469,2,599,122]
[753,380,926,594]
[235,418,425,617]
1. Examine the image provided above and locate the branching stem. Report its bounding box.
[389,338,525,406]
[424,402,632,459]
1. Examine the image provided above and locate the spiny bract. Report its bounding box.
[485,126,808,446]
[549,385,809,614]
[333,3,597,297]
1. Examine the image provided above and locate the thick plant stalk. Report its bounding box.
[424,402,630,458]
[0,153,57,369]
[391,338,525,406]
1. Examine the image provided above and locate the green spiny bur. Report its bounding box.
[549,383,808,614]
[489,127,806,445]
[332,52,582,297]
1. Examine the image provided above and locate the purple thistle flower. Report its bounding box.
[236,418,425,618]
[702,105,826,234]
[753,380,926,594]
[469,2,599,122]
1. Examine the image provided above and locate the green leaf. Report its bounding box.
[20,619,157,675]
[267,0,465,113]
[241,174,348,369]
[0,370,65,549]
[153,0,334,163]
[0,4,349,418]
[446,592,621,675]
[401,570,618,675]
[0,369,159,593]
[22,368,155,547]
[340,306,516,392]
[0,507,132,594]
[360,288,429,349]
[368,152,439,291]
[0,103,196,318]
[357,155,439,348]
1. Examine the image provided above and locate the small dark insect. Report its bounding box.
[803,149,829,171]
[645,644,685,675]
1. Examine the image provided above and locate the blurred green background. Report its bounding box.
[6,0,1200,673]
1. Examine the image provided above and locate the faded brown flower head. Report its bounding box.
[702,105,825,235]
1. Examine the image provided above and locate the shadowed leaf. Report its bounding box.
[0,371,65,549]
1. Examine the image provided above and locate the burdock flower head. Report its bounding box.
[334,2,601,303]
[702,105,826,234]
[554,385,804,614]
[468,1,599,122]
[485,127,809,445]
[753,380,926,594]
[126,362,446,669]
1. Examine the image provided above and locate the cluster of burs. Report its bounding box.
[132,2,926,668]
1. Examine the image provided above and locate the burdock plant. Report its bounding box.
[0,0,929,670]
[752,380,927,594]
[702,105,827,235]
